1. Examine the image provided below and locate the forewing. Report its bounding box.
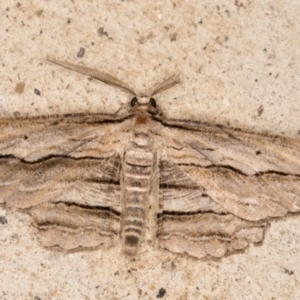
[157,120,300,258]
[0,114,130,160]
[0,115,127,251]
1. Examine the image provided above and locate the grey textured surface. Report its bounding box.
[0,1,299,299]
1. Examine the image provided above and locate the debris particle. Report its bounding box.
[257,105,264,117]
[77,47,85,58]
[13,111,20,118]
[34,88,41,96]
[170,32,177,42]
[0,216,7,225]
[97,27,109,37]
[156,288,166,298]
[14,82,25,94]
[284,268,294,275]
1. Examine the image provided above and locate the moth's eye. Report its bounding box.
[131,97,138,107]
[150,98,157,108]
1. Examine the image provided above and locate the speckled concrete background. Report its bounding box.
[0,1,299,299]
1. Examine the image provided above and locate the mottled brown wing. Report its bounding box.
[0,114,128,251]
[157,121,300,258]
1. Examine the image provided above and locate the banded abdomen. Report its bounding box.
[122,146,154,255]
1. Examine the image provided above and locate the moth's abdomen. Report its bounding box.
[122,149,154,255]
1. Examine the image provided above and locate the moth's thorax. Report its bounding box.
[132,102,154,130]
[134,113,149,126]
[131,97,158,126]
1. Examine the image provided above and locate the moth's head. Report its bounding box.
[128,95,163,119]
[127,73,181,119]
[111,72,181,119]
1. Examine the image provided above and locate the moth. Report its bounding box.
[0,59,299,259]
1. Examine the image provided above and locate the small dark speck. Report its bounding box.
[198,20,203,24]
[170,32,177,42]
[34,88,41,96]
[13,111,20,118]
[114,271,119,275]
[0,216,8,225]
[67,18,71,24]
[298,130,300,135]
[224,36,229,42]
[35,9,43,17]
[95,285,99,289]
[16,3,21,7]
[269,72,272,76]
[156,288,166,298]
[257,105,264,117]
[34,297,42,300]
[255,150,261,155]
[24,135,28,140]
[275,73,279,79]
[263,48,267,52]
[77,47,85,58]
[14,82,25,94]
[235,0,244,7]
[97,27,109,37]
[91,41,94,46]
[284,268,294,275]
[255,79,258,82]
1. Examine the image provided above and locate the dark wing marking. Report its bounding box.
[29,202,120,251]
[158,214,267,259]
[0,115,126,251]
[157,121,300,258]
[0,114,131,161]
[158,160,228,214]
